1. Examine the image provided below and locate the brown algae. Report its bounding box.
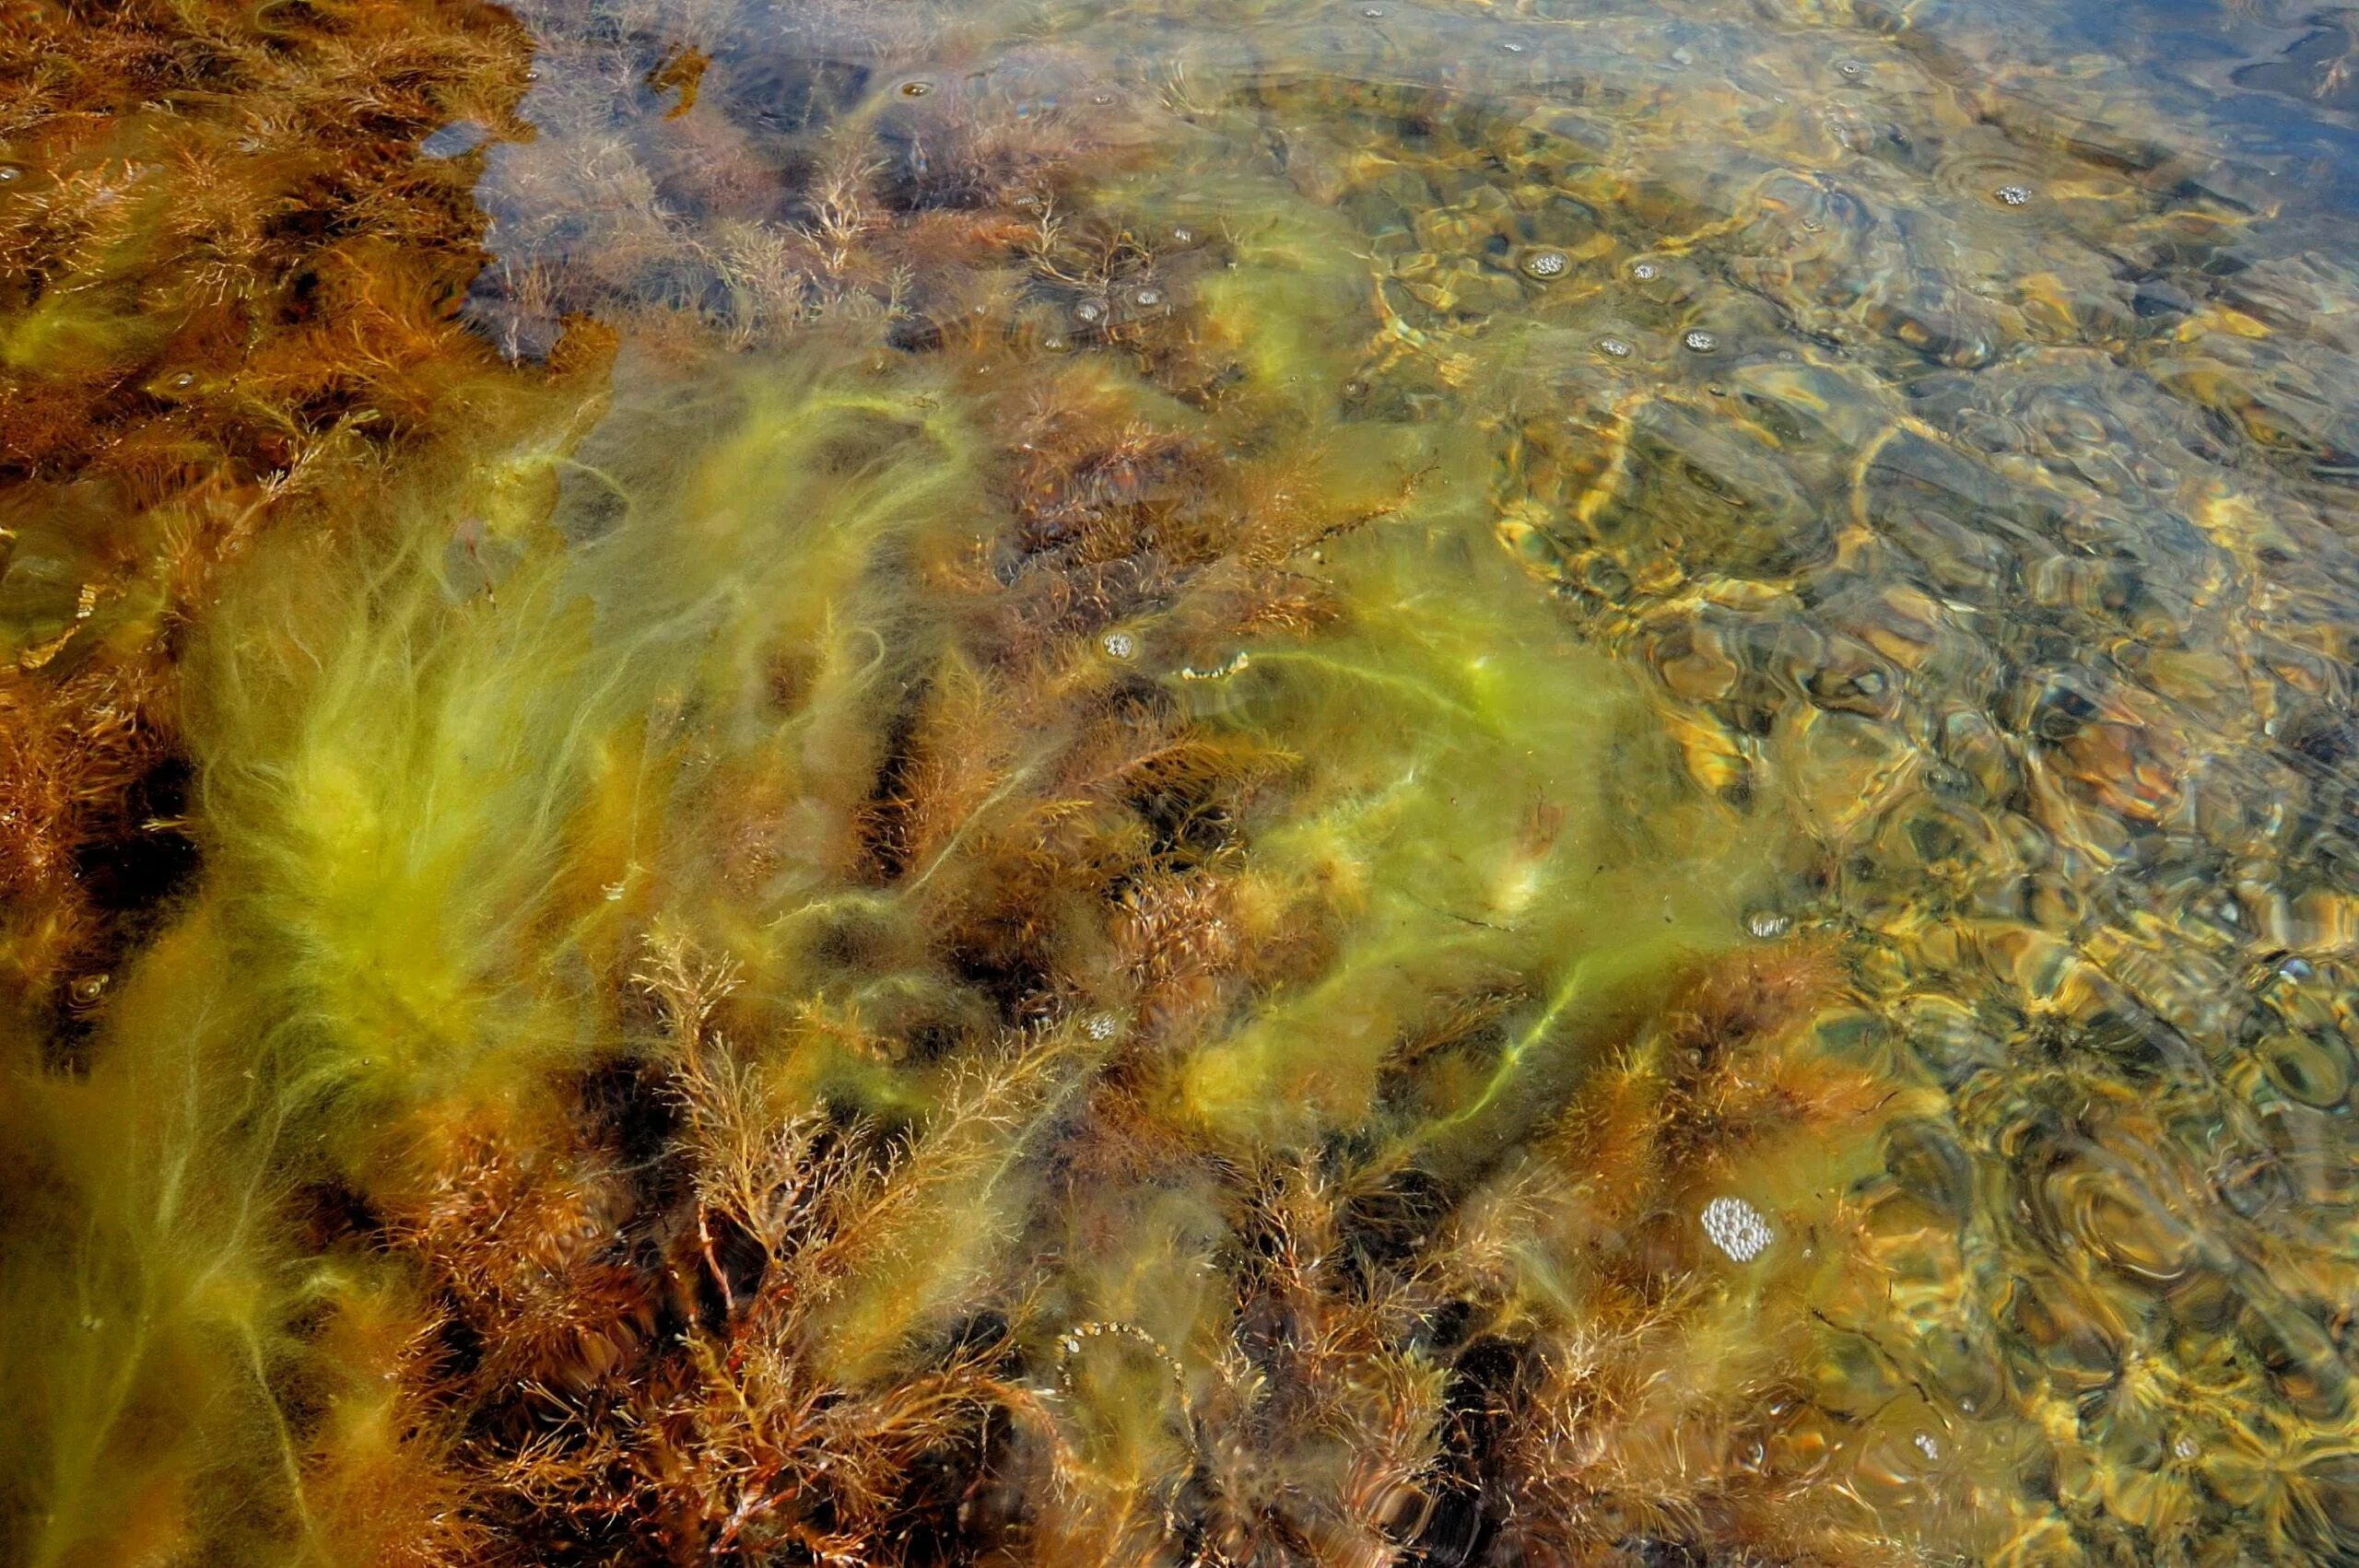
[5,0,2359,1565]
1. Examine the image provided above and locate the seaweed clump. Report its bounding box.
[2,5,2047,1566]
[0,0,546,1026]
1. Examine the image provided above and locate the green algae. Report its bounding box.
[1171,525,1753,1153]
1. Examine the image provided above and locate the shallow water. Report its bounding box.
[5,0,2359,1563]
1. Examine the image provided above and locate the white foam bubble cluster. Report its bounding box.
[1700,1195,1774,1262]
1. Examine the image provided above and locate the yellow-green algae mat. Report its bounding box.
[5,0,2359,1564]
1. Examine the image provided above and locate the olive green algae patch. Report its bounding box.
[1165,521,1755,1153]
[0,307,1783,1561]
[4,352,1011,1562]
[183,352,995,1132]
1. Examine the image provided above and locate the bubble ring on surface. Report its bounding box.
[1929,140,2052,211]
[2033,1147,2201,1284]
[1520,247,1570,280]
[1683,329,1719,354]
[1701,1196,1774,1261]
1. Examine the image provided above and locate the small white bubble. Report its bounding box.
[1683,329,1718,353]
[1914,1431,1942,1462]
[1101,630,1137,660]
[1632,262,1660,280]
[1085,1012,1121,1041]
[1745,909,1791,940]
[1997,183,2034,206]
[1501,40,1525,52]
[2174,1435,2200,1460]
[1599,336,1633,358]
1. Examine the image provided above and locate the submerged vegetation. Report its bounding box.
[6,0,2359,1564]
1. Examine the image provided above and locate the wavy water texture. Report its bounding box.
[6,0,2359,1563]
